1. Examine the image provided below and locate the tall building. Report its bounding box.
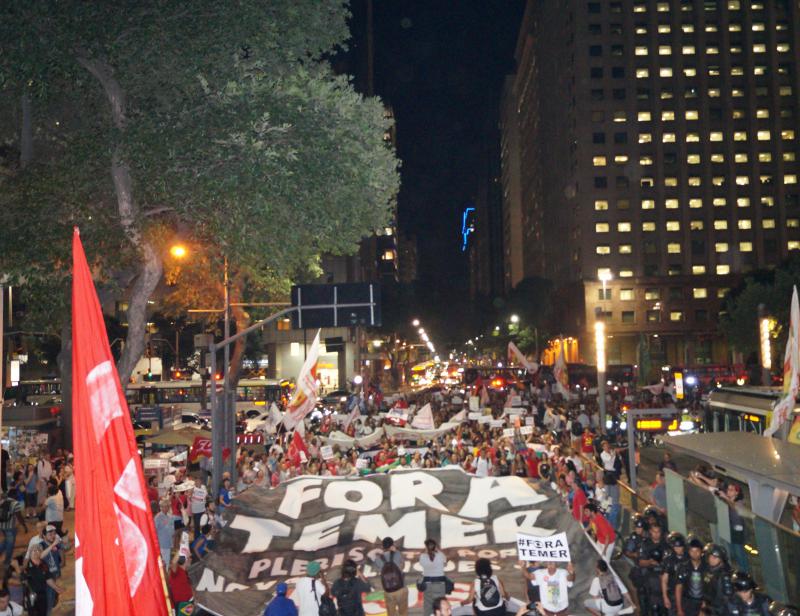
[505,0,800,372]
[500,76,525,292]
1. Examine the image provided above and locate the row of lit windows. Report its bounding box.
[599,287,718,301]
[638,131,795,144]
[595,175,799,190]
[597,241,757,254]
[590,108,795,123]
[590,20,793,35]
[629,0,780,13]
[595,219,797,233]
[594,197,787,210]
[598,310,702,324]
[635,66,793,79]
[593,152,797,166]
[590,84,795,100]
[631,43,792,56]
[597,265,738,278]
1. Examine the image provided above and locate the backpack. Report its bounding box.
[599,573,624,607]
[478,576,502,609]
[571,421,583,437]
[379,555,404,593]
[311,579,337,616]
[0,499,15,524]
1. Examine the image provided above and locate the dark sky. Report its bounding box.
[341,1,525,337]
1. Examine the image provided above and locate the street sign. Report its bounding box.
[290,283,381,329]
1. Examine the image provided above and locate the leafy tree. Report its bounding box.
[0,0,400,413]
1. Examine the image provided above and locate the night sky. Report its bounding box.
[342,1,525,341]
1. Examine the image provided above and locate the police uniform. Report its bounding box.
[676,560,706,616]
[702,563,733,614]
[623,530,646,595]
[722,593,771,616]
[638,538,669,616]
[662,550,688,615]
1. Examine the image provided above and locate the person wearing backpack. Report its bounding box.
[370,537,407,616]
[466,558,507,616]
[584,559,633,615]
[0,492,27,566]
[330,559,372,616]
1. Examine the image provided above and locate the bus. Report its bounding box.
[125,378,289,417]
[705,386,788,435]
[3,379,62,408]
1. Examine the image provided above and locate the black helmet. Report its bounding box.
[632,513,648,529]
[732,571,756,592]
[704,543,728,561]
[667,532,686,548]
[687,535,704,550]
[539,462,551,480]
[648,546,664,563]
[643,505,660,519]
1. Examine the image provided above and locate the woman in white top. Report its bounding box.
[466,558,507,616]
[417,539,448,616]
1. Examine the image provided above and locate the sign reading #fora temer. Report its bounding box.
[517,531,571,562]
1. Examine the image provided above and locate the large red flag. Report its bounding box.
[286,430,310,468]
[72,228,171,615]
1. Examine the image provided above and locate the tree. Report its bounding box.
[0,1,400,406]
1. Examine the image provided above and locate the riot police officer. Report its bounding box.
[644,504,668,533]
[662,532,688,615]
[722,571,770,615]
[638,522,669,615]
[703,543,733,614]
[675,536,706,616]
[624,513,648,609]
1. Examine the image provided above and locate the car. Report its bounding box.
[322,390,350,406]
[179,413,211,430]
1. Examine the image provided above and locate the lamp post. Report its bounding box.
[595,317,607,431]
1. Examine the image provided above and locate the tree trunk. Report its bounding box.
[227,276,250,389]
[77,55,163,389]
[20,93,33,168]
[57,320,73,450]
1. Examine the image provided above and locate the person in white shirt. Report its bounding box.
[0,588,22,616]
[293,561,328,616]
[474,448,492,478]
[418,539,448,616]
[189,477,208,536]
[583,559,633,615]
[531,562,574,615]
[600,441,618,475]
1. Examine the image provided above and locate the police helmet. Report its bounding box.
[731,571,756,592]
[667,532,686,548]
[632,513,648,529]
[648,546,664,563]
[687,535,704,550]
[643,505,660,520]
[703,543,728,561]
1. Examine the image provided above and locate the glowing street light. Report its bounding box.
[510,314,520,324]
[170,244,188,259]
[595,320,607,429]
[412,319,420,327]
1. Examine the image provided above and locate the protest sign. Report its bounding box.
[525,417,535,426]
[490,419,505,429]
[469,396,480,411]
[320,446,335,460]
[520,426,534,436]
[468,412,482,421]
[502,428,515,438]
[517,531,571,562]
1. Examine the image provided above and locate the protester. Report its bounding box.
[586,502,616,561]
[371,537,407,616]
[331,559,372,616]
[43,484,64,537]
[23,465,38,520]
[466,558,507,616]
[651,471,667,513]
[432,597,452,616]
[529,562,574,616]
[190,524,214,560]
[0,491,27,566]
[294,561,328,616]
[584,559,631,616]
[24,546,63,616]
[717,483,749,573]
[168,554,194,611]
[264,582,298,616]
[0,588,22,616]
[154,498,175,567]
[417,539,448,616]
[189,476,208,536]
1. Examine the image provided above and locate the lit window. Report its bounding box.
[670,311,684,322]
[639,133,652,143]
[684,67,697,77]
[658,46,671,56]
[614,154,629,164]
[635,47,649,56]
[687,154,701,164]
[761,196,774,207]
[756,109,769,118]
[665,198,679,209]
[641,177,654,187]
[763,218,776,229]
[737,198,750,208]
[642,199,655,209]
[777,43,790,53]
[638,111,651,121]
[636,68,650,78]
[640,155,654,166]
[667,243,682,253]
[752,22,765,31]
[657,2,669,11]
[730,23,742,32]
[732,109,745,119]
[593,156,607,166]
[712,176,724,186]
[738,219,752,230]
[735,176,750,186]
[784,153,796,162]
[619,244,633,254]
[618,222,632,232]
[682,24,694,33]
[714,220,728,230]
[716,264,731,275]
[642,222,656,232]
[662,110,675,121]
[785,175,798,185]
[789,241,800,251]
[754,65,766,75]
[728,1,740,9]
[734,131,747,142]
[753,43,766,53]
[666,221,680,231]
[735,153,748,163]
[782,130,796,140]
[682,45,696,55]
[689,177,702,186]
[788,218,800,228]
[731,66,744,76]
[714,198,727,207]
[659,67,673,77]
[686,133,699,142]
[613,111,627,123]
[707,46,719,55]
[644,288,660,300]
[663,133,676,143]
[715,242,729,252]
[596,222,610,233]
[691,220,704,230]
[620,288,635,300]
[718,287,729,298]
[633,3,646,12]
[693,288,708,299]
[780,86,793,97]
[757,130,771,141]
[595,200,609,211]
[709,88,721,97]
[686,110,699,120]
[666,177,678,186]
[596,245,611,255]
[740,242,753,252]
[690,199,703,208]
[692,265,707,274]
[658,24,671,33]
[711,153,725,163]
[619,269,634,278]
[731,88,744,98]
[710,132,723,142]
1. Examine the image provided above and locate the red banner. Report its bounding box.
[287,430,309,468]
[72,228,171,615]
[189,435,233,462]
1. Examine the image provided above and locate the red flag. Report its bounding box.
[72,228,171,616]
[286,430,309,468]
[189,436,212,462]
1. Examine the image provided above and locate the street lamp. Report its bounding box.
[510,314,520,324]
[169,244,187,259]
[412,319,420,327]
[758,304,773,386]
[595,319,607,430]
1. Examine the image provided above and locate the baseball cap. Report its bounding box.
[306,561,321,576]
[45,525,57,533]
[276,582,288,595]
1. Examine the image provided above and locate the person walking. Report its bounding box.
[0,588,23,616]
[371,537,407,616]
[23,465,38,519]
[466,558,507,616]
[417,539,448,616]
[189,476,208,537]
[154,499,175,568]
[583,559,632,616]
[331,559,372,616]
[0,491,27,567]
[263,582,298,616]
[43,485,64,537]
[294,561,328,616]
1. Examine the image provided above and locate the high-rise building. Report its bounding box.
[504,0,800,371]
[500,76,525,292]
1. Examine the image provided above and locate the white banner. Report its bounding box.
[469,396,480,411]
[283,330,322,429]
[411,403,436,430]
[517,531,571,562]
[384,422,460,441]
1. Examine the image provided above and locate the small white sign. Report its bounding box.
[490,419,505,429]
[468,412,482,420]
[520,426,534,436]
[511,396,522,407]
[469,396,480,411]
[517,531,571,562]
[320,446,335,460]
[525,417,535,426]
[503,428,515,438]
[478,416,493,424]
[355,458,369,469]
[144,458,170,470]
